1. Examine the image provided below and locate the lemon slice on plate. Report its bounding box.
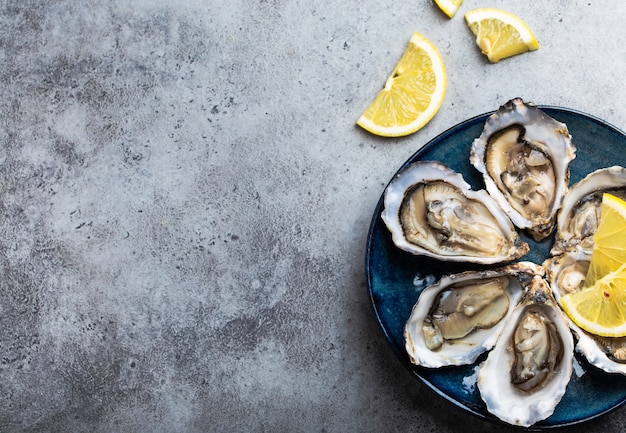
[584,193,626,287]
[435,0,463,18]
[357,32,447,137]
[561,263,626,337]
[561,193,626,337]
[464,8,539,63]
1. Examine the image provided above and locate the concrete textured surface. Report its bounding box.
[2,0,626,432]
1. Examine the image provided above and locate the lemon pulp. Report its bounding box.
[561,263,626,337]
[584,193,626,287]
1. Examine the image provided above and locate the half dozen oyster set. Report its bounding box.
[380,98,626,427]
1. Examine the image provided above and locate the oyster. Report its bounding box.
[381,160,529,264]
[470,98,576,241]
[545,251,626,375]
[477,275,574,427]
[544,250,590,296]
[404,262,543,368]
[552,166,626,256]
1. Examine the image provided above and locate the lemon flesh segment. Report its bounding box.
[584,193,626,288]
[357,32,447,137]
[434,0,463,18]
[464,8,539,63]
[561,263,626,337]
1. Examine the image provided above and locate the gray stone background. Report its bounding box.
[2,0,626,432]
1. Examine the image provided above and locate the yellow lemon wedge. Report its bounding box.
[584,193,626,288]
[357,32,447,137]
[435,0,463,18]
[464,8,539,63]
[561,262,626,337]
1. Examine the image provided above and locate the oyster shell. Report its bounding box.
[404,262,543,368]
[545,251,626,375]
[477,275,574,427]
[381,160,528,264]
[470,98,576,241]
[552,166,626,256]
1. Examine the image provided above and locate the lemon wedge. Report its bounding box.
[435,0,463,18]
[584,193,626,287]
[464,8,539,63]
[357,32,447,137]
[561,263,626,337]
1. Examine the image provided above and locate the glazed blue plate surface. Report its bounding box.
[366,106,626,428]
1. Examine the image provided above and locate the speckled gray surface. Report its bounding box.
[2,0,626,432]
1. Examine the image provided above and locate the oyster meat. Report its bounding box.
[552,166,626,256]
[545,251,626,375]
[477,275,574,427]
[470,98,576,241]
[381,160,529,264]
[404,262,543,368]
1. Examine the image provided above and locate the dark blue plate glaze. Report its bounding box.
[366,106,626,429]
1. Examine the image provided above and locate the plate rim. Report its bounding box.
[365,104,626,429]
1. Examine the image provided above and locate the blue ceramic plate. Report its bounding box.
[366,106,626,428]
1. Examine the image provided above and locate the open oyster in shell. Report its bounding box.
[381,160,528,264]
[552,166,626,256]
[470,98,576,241]
[545,251,626,375]
[477,275,574,427]
[404,262,543,368]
